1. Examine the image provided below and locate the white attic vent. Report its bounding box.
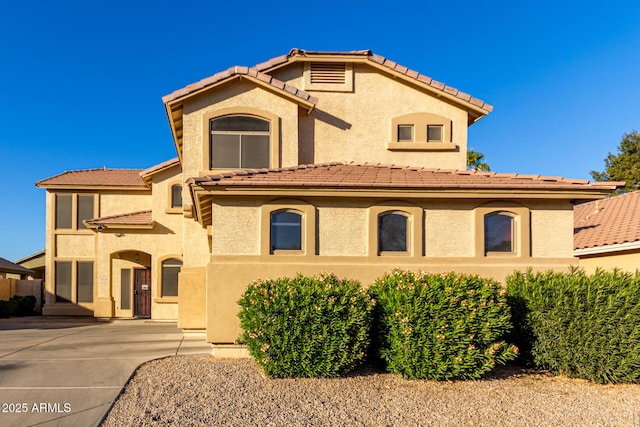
[304,62,353,92]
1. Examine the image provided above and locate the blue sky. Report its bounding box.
[1,0,639,261]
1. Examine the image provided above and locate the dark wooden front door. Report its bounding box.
[134,268,151,318]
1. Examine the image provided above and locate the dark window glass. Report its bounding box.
[210,116,270,169]
[161,259,182,297]
[398,125,413,142]
[77,262,94,302]
[484,213,514,253]
[427,125,443,142]
[171,185,182,208]
[271,211,302,252]
[121,268,131,310]
[378,212,407,253]
[55,261,72,302]
[210,115,270,132]
[55,194,72,229]
[77,195,94,229]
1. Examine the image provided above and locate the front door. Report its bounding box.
[134,268,151,318]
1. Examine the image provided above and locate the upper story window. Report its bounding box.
[484,212,514,253]
[171,184,182,208]
[270,210,302,253]
[55,193,95,230]
[389,113,454,151]
[378,212,408,253]
[209,115,270,169]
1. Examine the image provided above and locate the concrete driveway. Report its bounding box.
[0,317,211,427]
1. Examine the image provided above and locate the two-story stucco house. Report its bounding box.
[37,49,620,346]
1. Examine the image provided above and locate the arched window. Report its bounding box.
[161,258,182,297]
[270,210,302,252]
[171,184,182,208]
[484,213,514,253]
[378,212,408,253]
[209,115,270,169]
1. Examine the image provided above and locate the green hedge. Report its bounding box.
[507,268,640,384]
[0,295,36,318]
[369,270,517,380]
[237,273,373,378]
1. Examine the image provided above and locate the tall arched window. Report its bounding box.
[484,213,514,253]
[210,115,270,169]
[378,212,408,253]
[161,258,182,297]
[270,210,302,252]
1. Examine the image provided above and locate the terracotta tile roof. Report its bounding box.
[36,168,146,188]
[163,49,491,113]
[140,158,180,177]
[278,49,492,113]
[188,162,621,192]
[0,257,34,275]
[84,210,153,228]
[162,66,318,106]
[574,190,640,250]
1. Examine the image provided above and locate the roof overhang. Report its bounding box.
[574,240,640,257]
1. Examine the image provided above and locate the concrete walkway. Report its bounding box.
[0,317,211,427]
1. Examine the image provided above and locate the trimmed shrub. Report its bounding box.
[11,295,36,316]
[237,273,374,378]
[0,299,19,318]
[507,268,640,384]
[369,270,517,380]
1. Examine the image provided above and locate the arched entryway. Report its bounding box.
[110,250,152,318]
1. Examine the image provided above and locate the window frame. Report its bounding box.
[270,209,303,254]
[203,108,280,172]
[389,113,455,151]
[261,200,316,257]
[160,258,182,297]
[54,193,97,231]
[377,211,410,254]
[484,212,515,254]
[368,203,423,257]
[166,182,183,214]
[54,260,94,304]
[474,204,530,258]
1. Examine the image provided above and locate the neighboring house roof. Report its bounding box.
[84,210,154,230]
[574,190,640,255]
[36,168,147,189]
[188,162,622,225]
[0,257,34,276]
[163,49,493,162]
[14,250,45,265]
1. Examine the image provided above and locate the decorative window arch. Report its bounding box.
[270,210,302,252]
[474,203,530,258]
[161,258,182,297]
[209,115,270,169]
[378,211,409,253]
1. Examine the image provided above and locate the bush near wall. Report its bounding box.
[369,270,517,380]
[237,273,374,378]
[0,295,36,318]
[507,268,640,384]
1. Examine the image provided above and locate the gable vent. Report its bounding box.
[310,62,346,84]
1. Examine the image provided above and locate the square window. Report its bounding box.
[427,125,443,142]
[397,125,413,142]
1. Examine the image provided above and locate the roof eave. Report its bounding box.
[574,240,640,257]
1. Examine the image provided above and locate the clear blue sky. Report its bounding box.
[1,0,639,261]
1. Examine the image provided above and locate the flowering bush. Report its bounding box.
[237,273,374,378]
[369,270,517,380]
[507,268,640,383]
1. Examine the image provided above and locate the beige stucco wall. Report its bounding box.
[273,63,468,169]
[578,251,640,274]
[99,191,151,217]
[204,195,579,343]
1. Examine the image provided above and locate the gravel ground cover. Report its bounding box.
[102,355,640,426]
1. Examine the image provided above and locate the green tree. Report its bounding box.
[590,131,640,193]
[467,150,490,172]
